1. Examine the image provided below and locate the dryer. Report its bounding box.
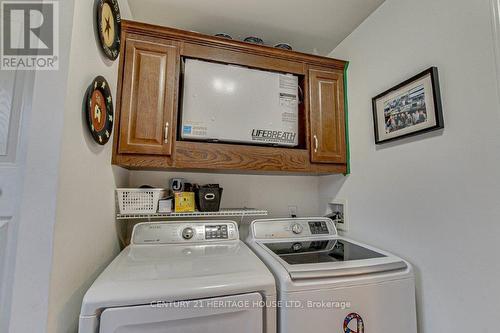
[245,217,417,333]
[79,220,276,333]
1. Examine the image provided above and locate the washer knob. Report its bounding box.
[182,227,194,240]
[291,223,303,234]
[292,242,302,252]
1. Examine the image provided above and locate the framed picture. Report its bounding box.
[372,67,443,144]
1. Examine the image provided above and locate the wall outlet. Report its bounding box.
[288,205,298,218]
[328,199,348,232]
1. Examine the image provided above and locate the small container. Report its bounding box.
[174,192,195,213]
[195,185,223,212]
[158,198,173,213]
[116,188,167,214]
[169,178,186,192]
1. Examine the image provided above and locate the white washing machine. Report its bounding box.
[79,220,276,333]
[245,217,417,333]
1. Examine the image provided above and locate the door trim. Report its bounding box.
[491,0,500,106]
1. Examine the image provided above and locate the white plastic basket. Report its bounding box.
[116,188,167,214]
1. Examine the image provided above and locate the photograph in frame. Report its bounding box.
[372,67,444,144]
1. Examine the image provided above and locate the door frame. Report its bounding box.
[1,1,75,331]
[492,0,500,105]
[0,65,36,333]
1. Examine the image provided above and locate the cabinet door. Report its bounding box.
[118,38,178,155]
[309,68,346,164]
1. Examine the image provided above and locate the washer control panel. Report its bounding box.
[132,221,238,244]
[308,221,329,234]
[251,217,337,240]
[205,224,228,239]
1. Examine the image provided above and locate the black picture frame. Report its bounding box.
[372,67,444,144]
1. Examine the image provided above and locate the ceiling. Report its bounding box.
[126,0,385,55]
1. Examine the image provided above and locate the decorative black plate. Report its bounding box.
[85,76,113,145]
[96,0,121,60]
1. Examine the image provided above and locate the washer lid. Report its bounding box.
[259,238,407,280]
[264,239,386,264]
[80,240,275,317]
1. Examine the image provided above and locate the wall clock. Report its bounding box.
[84,76,113,145]
[96,0,121,60]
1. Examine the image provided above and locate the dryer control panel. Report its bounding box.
[131,221,238,244]
[250,217,337,240]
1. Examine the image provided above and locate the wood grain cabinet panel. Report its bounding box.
[309,68,346,164]
[118,38,178,155]
[112,21,348,174]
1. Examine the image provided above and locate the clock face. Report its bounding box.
[85,76,114,145]
[100,3,115,47]
[90,90,106,132]
[97,0,121,60]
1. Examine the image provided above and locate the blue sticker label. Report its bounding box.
[183,126,192,134]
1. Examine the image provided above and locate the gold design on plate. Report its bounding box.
[101,3,115,47]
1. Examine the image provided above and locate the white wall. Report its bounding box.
[129,171,320,217]
[320,0,500,332]
[46,1,132,332]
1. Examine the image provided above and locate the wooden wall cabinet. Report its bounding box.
[309,68,346,164]
[118,37,179,155]
[112,20,349,174]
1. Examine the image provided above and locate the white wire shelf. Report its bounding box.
[116,208,269,220]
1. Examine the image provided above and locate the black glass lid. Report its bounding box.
[263,239,386,265]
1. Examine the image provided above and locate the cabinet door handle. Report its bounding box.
[313,135,319,153]
[164,122,170,143]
